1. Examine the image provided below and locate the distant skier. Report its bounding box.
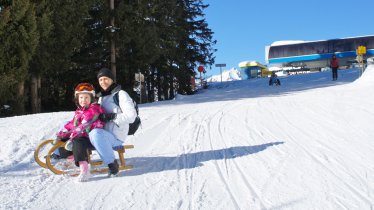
[330,54,339,81]
[269,72,281,86]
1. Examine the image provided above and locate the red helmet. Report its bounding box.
[74,83,95,97]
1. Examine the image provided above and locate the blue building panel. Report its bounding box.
[266,35,374,68]
[268,49,374,64]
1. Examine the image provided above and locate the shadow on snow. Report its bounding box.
[121,141,284,177]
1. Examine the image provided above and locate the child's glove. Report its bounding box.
[64,140,73,151]
[53,136,62,145]
[99,113,117,123]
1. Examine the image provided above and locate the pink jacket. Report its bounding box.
[57,103,105,141]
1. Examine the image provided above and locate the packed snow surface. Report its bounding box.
[1,66,374,210]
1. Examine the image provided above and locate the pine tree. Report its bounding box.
[174,0,216,94]
[41,0,94,111]
[28,0,53,113]
[0,5,13,107]
[72,0,109,79]
[1,0,217,114]
[0,0,39,114]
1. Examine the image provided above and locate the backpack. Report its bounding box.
[113,92,141,135]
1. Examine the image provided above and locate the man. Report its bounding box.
[89,68,137,176]
[330,54,339,81]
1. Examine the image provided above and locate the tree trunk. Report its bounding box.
[169,74,175,99]
[37,76,41,113]
[147,67,155,102]
[15,80,25,114]
[110,0,116,80]
[140,81,147,104]
[31,74,41,113]
[31,74,37,113]
[163,74,169,100]
[156,70,163,101]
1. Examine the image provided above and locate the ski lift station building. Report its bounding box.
[238,61,270,79]
[265,35,374,70]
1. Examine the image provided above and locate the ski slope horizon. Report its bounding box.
[1,65,374,209]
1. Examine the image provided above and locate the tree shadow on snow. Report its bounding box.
[121,141,284,176]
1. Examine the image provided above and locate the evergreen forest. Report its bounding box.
[0,0,216,116]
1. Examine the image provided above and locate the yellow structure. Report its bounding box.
[356,45,367,55]
[238,61,270,79]
[356,45,367,77]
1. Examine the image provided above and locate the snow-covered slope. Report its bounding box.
[1,67,374,210]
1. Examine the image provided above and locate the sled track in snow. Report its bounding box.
[273,100,373,206]
[207,102,241,209]
[182,107,218,209]
[218,101,269,209]
[206,100,268,209]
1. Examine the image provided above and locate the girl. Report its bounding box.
[55,82,105,182]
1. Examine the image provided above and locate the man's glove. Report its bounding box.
[53,136,62,145]
[99,113,117,123]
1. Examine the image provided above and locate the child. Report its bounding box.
[55,82,105,182]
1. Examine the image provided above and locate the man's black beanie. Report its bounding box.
[97,68,115,81]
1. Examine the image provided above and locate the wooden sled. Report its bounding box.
[34,139,54,169]
[35,140,134,176]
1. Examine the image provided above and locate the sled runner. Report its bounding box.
[34,139,54,169]
[34,140,134,176]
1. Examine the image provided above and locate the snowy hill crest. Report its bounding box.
[206,67,241,82]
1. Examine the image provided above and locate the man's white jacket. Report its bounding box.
[98,85,137,142]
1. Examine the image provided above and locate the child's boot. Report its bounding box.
[77,161,92,182]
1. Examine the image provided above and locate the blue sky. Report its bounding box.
[203,0,374,76]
